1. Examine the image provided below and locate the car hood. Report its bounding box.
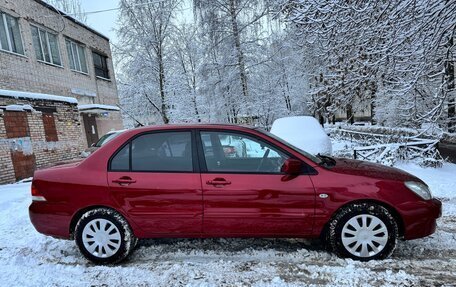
[330,158,419,182]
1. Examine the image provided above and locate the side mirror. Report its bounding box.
[281,158,302,175]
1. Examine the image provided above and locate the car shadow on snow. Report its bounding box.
[136,237,325,253]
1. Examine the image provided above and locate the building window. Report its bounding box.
[31,25,62,66]
[92,52,109,79]
[42,112,58,142]
[66,39,88,73]
[0,11,24,55]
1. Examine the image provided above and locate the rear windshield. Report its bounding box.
[95,132,121,147]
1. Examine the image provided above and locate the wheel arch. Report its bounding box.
[69,205,131,239]
[321,199,405,239]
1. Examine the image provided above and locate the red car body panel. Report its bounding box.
[107,171,203,235]
[29,124,442,241]
[201,173,315,236]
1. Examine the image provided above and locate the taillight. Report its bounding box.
[31,183,46,202]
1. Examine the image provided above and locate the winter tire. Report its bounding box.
[75,208,136,264]
[328,202,398,261]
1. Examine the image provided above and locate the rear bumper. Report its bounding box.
[29,202,71,239]
[402,198,442,240]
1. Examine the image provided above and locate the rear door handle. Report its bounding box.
[112,176,136,185]
[206,178,231,186]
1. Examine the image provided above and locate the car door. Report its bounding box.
[197,130,316,236]
[107,130,203,235]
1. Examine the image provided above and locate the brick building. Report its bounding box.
[0,0,123,183]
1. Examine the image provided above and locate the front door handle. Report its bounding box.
[206,178,231,186]
[112,176,136,186]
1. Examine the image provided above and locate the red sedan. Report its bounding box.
[29,124,442,264]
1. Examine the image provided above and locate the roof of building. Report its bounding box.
[34,0,110,41]
[0,88,78,104]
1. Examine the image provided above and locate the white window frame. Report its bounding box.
[66,38,88,74]
[0,11,25,55]
[31,24,62,67]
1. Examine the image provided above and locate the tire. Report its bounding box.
[327,203,398,261]
[75,208,136,264]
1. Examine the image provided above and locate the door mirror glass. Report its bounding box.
[281,159,302,175]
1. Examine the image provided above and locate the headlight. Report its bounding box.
[404,181,432,200]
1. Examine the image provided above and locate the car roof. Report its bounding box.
[131,123,257,133]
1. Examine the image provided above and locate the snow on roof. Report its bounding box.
[0,89,78,104]
[78,104,120,111]
[3,104,35,112]
[270,116,332,155]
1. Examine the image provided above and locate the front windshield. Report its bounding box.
[254,128,322,165]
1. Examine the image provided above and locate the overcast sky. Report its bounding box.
[79,0,193,45]
[80,0,120,43]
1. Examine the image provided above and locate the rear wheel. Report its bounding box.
[75,208,136,264]
[328,203,398,261]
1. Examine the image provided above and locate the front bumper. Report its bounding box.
[402,198,442,240]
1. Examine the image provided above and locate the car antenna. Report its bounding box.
[116,104,144,127]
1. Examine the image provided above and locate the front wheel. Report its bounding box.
[328,203,398,261]
[75,208,136,264]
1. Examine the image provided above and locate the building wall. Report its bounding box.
[0,0,123,145]
[0,97,84,184]
[0,114,15,183]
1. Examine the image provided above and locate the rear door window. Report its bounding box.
[110,131,193,172]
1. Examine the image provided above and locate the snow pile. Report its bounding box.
[0,89,78,104]
[270,116,332,155]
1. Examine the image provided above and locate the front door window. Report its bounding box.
[199,131,288,173]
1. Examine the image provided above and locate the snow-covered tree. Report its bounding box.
[116,0,184,125]
[279,0,456,129]
[193,0,271,123]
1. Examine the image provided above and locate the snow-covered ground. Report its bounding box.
[1,163,456,285]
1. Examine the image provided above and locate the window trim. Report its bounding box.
[108,129,200,173]
[96,75,112,82]
[2,13,12,51]
[30,24,62,66]
[195,129,317,175]
[65,38,88,74]
[30,23,64,68]
[0,11,25,56]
